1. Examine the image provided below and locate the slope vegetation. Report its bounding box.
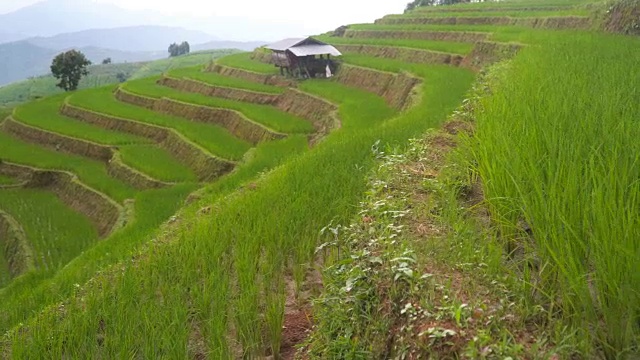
[1,0,637,359]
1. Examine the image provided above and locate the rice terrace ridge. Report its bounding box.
[0,0,638,358]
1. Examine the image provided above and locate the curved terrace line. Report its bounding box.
[114,87,286,145]
[343,29,491,43]
[334,44,464,66]
[158,75,340,139]
[0,209,33,279]
[0,161,126,239]
[60,102,236,183]
[375,15,593,30]
[0,117,169,190]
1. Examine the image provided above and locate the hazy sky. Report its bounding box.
[0,0,408,27]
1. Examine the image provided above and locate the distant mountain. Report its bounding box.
[0,0,307,41]
[0,0,163,37]
[0,40,167,86]
[0,24,263,86]
[0,31,27,44]
[26,26,217,52]
[193,40,267,52]
[0,41,56,85]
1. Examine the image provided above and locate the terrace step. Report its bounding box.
[206,64,295,87]
[60,103,236,183]
[159,76,339,139]
[335,44,464,66]
[114,87,286,145]
[413,6,581,13]
[461,41,523,70]
[0,161,125,239]
[376,15,592,30]
[1,118,169,190]
[343,29,490,43]
[336,63,421,111]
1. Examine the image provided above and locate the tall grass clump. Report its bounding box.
[471,33,639,357]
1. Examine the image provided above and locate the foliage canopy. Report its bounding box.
[50,50,91,92]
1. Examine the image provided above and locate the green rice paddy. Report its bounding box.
[124,77,314,134]
[0,132,135,202]
[169,66,285,94]
[0,0,637,357]
[0,189,98,272]
[69,86,251,161]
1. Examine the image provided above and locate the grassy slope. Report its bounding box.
[0,184,198,333]
[69,86,251,161]
[124,77,314,134]
[471,33,640,356]
[5,0,634,356]
[216,52,280,74]
[4,53,474,357]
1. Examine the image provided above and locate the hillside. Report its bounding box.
[0,49,240,110]
[0,25,263,86]
[0,0,319,42]
[0,0,638,359]
[25,26,216,52]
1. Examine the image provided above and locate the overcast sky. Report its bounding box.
[0,0,408,29]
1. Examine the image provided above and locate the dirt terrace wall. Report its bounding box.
[1,118,113,162]
[158,77,278,105]
[461,41,523,71]
[60,104,168,143]
[0,210,32,278]
[107,157,168,190]
[61,103,234,182]
[25,170,123,237]
[336,64,420,111]
[344,29,490,43]
[336,44,464,66]
[376,16,592,29]
[275,89,339,136]
[206,64,295,87]
[114,88,284,145]
[161,132,235,182]
[603,0,640,35]
[0,160,33,182]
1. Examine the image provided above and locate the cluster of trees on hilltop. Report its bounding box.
[406,0,484,11]
[168,41,190,57]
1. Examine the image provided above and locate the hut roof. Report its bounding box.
[265,37,342,57]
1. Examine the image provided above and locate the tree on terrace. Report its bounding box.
[50,50,92,92]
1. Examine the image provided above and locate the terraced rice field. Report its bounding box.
[0,47,318,334]
[1,0,637,358]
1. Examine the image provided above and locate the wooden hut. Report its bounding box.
[265,37,342,78]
